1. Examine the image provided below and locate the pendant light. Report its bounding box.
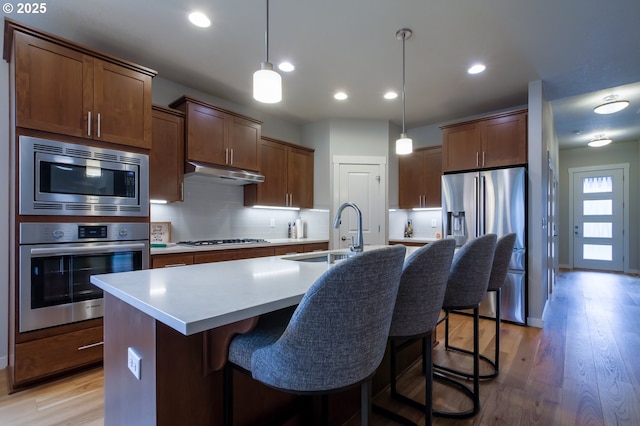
[396,28,413,155]
[253,0,282,103]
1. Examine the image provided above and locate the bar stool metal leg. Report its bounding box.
[432,307,481,419]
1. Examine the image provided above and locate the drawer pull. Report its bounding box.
[78,341,104,351]
[165,263,187,267]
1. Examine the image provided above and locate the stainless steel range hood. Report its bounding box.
[184,161,264,185]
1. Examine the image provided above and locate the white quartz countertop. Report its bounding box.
[150,238,329,255]
[92,245,416,336]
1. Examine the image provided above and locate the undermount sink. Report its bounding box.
[282,251,357,264]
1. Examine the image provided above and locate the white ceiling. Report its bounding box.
[7,0,640,149]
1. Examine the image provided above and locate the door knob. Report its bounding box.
[341,236,347,241]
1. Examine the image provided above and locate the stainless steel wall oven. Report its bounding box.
[19,135,149,216]
[19,222,149,332]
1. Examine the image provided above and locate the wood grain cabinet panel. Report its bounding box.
[193,247,275,264]
[150,106,185,202]
[244,137,314,208]
[93,60,153,148]
[11,29,154,149]
[170,96,262,171]
[274,244,304,255]
[441,109,527,173]
[13,32,91,138]
[303,242,329,252]
[14,326,103,385]
[399,146,442,209]
[152,254,194,269]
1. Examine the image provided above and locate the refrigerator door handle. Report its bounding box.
[474,176,479,237]
[479,175,486,235]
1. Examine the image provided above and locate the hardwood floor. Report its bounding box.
[1,270,639,425]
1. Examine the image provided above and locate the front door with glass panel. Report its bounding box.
[572,169,624,271]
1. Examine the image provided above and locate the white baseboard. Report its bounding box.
[559,263,571,269]
[0,356,7,370]
[527,316,544,328]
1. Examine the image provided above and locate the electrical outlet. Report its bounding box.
[270,218,276,228]
[431,219,437,228]
[127,347,141,380]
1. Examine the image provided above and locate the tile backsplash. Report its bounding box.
[389,209,443,240]
[150,176,329,242]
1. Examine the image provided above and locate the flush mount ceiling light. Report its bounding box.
[253,0,282,103]
[395,28,413,155]
[188,11,211,28]
[588,134,612,147]
[593,95,630,114]
[384,91,398,100]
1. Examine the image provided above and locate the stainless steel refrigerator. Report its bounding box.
[442,166,526,324]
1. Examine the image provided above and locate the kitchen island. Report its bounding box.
[91,247,419,425]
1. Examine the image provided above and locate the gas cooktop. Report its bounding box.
[176,238,269,246]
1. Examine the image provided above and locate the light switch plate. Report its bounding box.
[127,347,141,380]
[431,219,437,227]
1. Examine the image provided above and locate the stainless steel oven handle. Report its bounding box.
[29,242,147,256]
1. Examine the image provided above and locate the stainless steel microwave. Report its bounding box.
[19,136,149,216]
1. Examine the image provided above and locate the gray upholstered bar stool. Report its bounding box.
[432,233,496,419]
[223,245,406,426]
[372,238,456,426]
[442,233,516,380]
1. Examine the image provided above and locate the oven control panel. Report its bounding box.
[20,222,149,244]
[78,225,108,239]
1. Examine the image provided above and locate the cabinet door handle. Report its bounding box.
[230,149,234,165]
[87,111,91,136]
[164,263,187,267]
[285,193,289,206]
[97,113,101,138]
[225,148,229,164]
[482,151,485,166]
[290,194,293,206]
[78,341,104,351]
[476,152,479,167]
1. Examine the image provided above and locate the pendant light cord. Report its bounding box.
[401,31,406,134]
[265,0,270,63]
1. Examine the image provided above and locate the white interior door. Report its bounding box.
[335,162,384,249]
[572,168,624,271]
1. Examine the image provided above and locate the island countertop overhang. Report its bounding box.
[90,255,328,335]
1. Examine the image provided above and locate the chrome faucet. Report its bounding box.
[333,202,364,252]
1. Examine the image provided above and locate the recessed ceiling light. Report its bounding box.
[467,63,486,74]
[334,92,348,100]
[384,92,398,100]
[188,11,211,28]
[278,62,295,72]
[593,95,630,114]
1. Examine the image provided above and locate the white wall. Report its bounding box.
[527,80,554,328]
[303,121,331,209]
[1,26,10,369]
